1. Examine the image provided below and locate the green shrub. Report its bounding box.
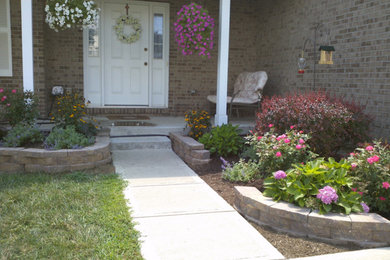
[246,128,317,176]
[44,125,94,150]
[198,124,244,157]
[263,158,365,215]
[347,141,390,214]
[3,123,43,147]
[221,158,259,182]
[0,89,38,126]
[256,92,371,158]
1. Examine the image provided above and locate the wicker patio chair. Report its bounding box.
[207,71,268,118]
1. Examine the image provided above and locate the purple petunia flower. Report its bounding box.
[274,170,287,180]
[317,186,338,205]
[360,202,370,213]
[220,157,231,170]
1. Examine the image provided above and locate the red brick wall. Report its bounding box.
[255,0,389,138]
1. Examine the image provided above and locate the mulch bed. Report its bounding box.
[196,155,360,259]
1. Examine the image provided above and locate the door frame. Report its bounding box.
[83,0,170,108]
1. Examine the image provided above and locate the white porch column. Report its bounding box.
[214,0,231,126]
[21,0,34,92]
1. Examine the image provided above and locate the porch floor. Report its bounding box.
[94,115,256,136]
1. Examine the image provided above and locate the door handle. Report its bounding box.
[144,48,148,52]
[144,62,148,66]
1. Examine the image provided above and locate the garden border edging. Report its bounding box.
[0,135,112,173]
[170,132,211,171]
[234,186,390,248]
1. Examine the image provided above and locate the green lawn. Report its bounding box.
[0,172,143,260]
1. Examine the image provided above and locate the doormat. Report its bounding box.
[106,115,150,121]
[113,121,155,126]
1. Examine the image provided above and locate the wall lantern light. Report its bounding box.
[318,45,335,65]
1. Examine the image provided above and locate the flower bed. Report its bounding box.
[234,186,390,248]
[0,135,111,173]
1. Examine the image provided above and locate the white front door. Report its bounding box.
[83,1,170,108]
[104,3,149,106]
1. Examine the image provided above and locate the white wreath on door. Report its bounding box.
[114,15,142,44]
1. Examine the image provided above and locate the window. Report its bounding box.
[153,14,163,59]
[0,0,12,76]
[88,28,99,57]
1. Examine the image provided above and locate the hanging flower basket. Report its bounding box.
[174,3,215,58]
[114,15,142,44]
[45,0,100,32]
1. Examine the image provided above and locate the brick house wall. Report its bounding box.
[255,0,389,137]
[1,0,388,137]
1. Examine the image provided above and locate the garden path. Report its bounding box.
[112,136,284,260]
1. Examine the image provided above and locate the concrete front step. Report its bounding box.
[110,136,171,150]
[110,126,184,136]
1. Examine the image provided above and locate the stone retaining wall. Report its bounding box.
[0,136,111,173]
[234,186,390,248]
[170,132,211,172]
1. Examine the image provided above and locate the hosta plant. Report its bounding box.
[348,141,390,214]
[246,127,317,176]
[199,124,244,157]
[263,158,366,215]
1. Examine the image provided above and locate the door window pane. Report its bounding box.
[88,28,99,57]
[153,14,163,59]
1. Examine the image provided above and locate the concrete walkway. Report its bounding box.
[113,140,284,260]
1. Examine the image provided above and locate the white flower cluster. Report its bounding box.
[45,0,100,32]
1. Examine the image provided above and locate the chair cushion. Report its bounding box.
[234,71,268,102]
[207,95,257,104]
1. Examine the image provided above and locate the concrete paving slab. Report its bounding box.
[111,137,172,150]
[125,183,234,217]
[112,149,188,168]
[135,211,284,260]
[118,166,203,187]
[290,247,390,260]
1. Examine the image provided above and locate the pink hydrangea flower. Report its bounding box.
[351,163,357,169]
[361,202,370,213]
[274,170,287,180]
[1,96,6,102]
[296,145,302,150]
[11,89,16,93]
[275,152,282,157]
[367,156,379,164]
[383,182,390,190]
[299,131,303,134]
[299,139,305,144]
[0,88,3,93]
[365,146,374,151]
[350,153,356,157]
[290,125,295,129]
[284,139,291,144]
[257,136,262,141]
[317,186,338,205]
[358,192,363,196]
[379,197,386,201]
[268,124,274,128]
[371,155,380,162]
[6,103,10,107]
[351,187,357,192]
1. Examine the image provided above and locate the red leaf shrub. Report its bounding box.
[255,92,372,158]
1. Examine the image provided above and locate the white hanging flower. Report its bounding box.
[45,0,100,31]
